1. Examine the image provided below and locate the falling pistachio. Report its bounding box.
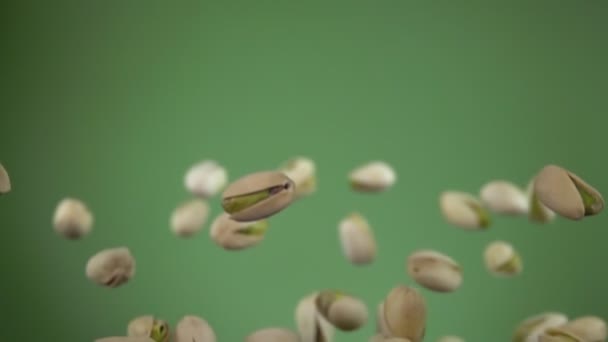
[376,302,392,337]
[539,326,585,342]
[315,290,369,331]
[479,180,528,215]
[383,285,427,342]
[53,197,94,239]
[86,247,135,288]
[0,163,10,194]
[245,328,300,342]
[127,316,169,342]
[184,160,228,198]
[349,161,396,192]
[338,212,377,265]
[526,179,556,224]
[534,164,604,220]
[439,191,491,230]
[407,250,463,293]
[484,241,522,277]
[170,199,210,238]
[174,315,217,342]
[280,156,317,198]
[295,292,335,342]
[561,316,607,342]
[222,171,295,221]
[512,312,568,342]
[209,213,269,250]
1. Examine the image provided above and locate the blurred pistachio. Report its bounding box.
[561,316,607,342]
[439,191,491,230]
[437,336,465,342]
[127,316,169,342]
[534,164,604,220]
[376,302,391,336]
[209,213,268,250]
[295,292,335,342]
[86,247,135,288]
[222,171,295,221]
[480,180,528,215]
[339,212,377,265]
[0,163,10,194]
[246,327,300,342]
[184,160,228,198]
[512,312,568,342]
[170,199,210,238]
[407,249,463,293]
[349,161,396,192]
[53,197,93,239]
[484,241,522,277]
[316,290,369,331]
[383,285,427,342]
[174,315,217,342]
[280,156,317,198]
[526,179,556,224]
[539,326,585,342]
[96,337,154,342]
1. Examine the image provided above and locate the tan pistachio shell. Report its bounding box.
[439,191,490,230]
[0,163,10,194]
[562,316,607,342]
[170,199,210,238]
[512,312,568,342]
[480,180,528,215]
[349,161,396,192]
[484,241,522,277]
[53,197,94,239]
[295,292,335,342]
[407,249,463,293]
[209,213,268,250]
[316,290,368,331]
[338,213,377,265]
[245,327,300,342]
[174,315,217,342]
[86,247,135,287]
[280,156,317,197]
[184,160,228,198]
[383,285,427,342]
[526,179,556,223]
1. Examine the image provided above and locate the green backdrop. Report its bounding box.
[1,1,607,341]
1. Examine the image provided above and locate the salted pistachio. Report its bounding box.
[526,179,556,224]
[383,285,427,342]
[0,163,10,194]
[246,327,300,342]
[349,161,396,192]
[127,316,170,342]
[222,171,295,221]
[184,160,228,198]
[174,315,217,342]
[170,199,210,238]
[209,212,268,250]
[534,164,604,220]
[407,250,463,293]
[96,337,155,342]
[480,180,528,215]
[316,290,368,331]
[280,156,317,198]
[339,213,377,265]
[439,191,491,230]
[376,302,391,336]
[86,247,135,287]
[512,312,568,342]
[484,241,522,277]
[53,197,94,239]
[437,336,464,342]
[561,316,607,342]
[539,326,585,342]
[295,292,335,342]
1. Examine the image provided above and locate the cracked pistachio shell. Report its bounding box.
[526,179,556,224]
[437,337,464,342]
[209,213,268,250]
[222,171,295,221]
[184,160,228,198]
[383,286,427,342]
[339,213,377,265]
[561,316,607,342]
[407,250,463,293]
[484,241,522,277]
[376,302,391,336]
[0,163,10,194]
[86,247,136,288]
[439,191,491,230]
[280,156,317,197]
[349,161,396,192]
[53,198,94,239]
[316,290,369,331]
[539,326,586,342]
[534,165,604,220]
[246,327,300,342]
[96,338,155,342]
[512,312,568,342]
[170,199,210,238]
[127,316,169,342]
[480,180,528,215]
[295,292,335,342]
[174,315,217,342]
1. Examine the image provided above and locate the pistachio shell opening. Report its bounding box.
[484,241,522,277]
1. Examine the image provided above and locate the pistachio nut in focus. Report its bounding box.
[526,179,556,224]
[295,292,335,342]
[127,316,170,342]
[484,241,522,277]
[479,180,528,215]
[170,199,210,238]
[533,164,604,220]
[407,249,463,293]
[315,290,369,331]
[349,161,396,192]
[174,315,217,342]
[512,312,568,342]
[280,156,317,198]
[221,171,295,221]
[86,247,135,288]
[339,212,377,265]
[439,191,491,230]
[184,160,228,198]
[245,327,300,342]
[383,285,427,342]
[53,197,94,239]
[0,163,10,194]
[209,212,269,250]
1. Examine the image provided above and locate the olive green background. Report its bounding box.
[1,1,607,341]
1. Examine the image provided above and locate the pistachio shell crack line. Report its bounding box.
[222,184,288,213]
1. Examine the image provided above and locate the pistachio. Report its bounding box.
[52,197,94,239]
[383,285,427,342]
[222,171,295,221]
[439,191,491,230]
[127,316,169,342]
[246,328,300,342]
[209,213,268,250]
[184,160,228,198]
[376,302,391,336]
[85,247,135,288]
[437,336,465,342]
[539,326,585,342]
[280,156,317,197]
[96,338,154,342]
[526,179,556,224]
[562,316,607,342]
[479,180,528,215]
[349,161,396,192]
[512,312,568,342]
[295,292,335,342]
[316,290,369,331]
[0,163,10,194]
[407,250,463,293]
[534,164,604,220]
[170,199,210,238]
[339,213,377,265]
[484,241,522,277]
[174,315,217,342]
